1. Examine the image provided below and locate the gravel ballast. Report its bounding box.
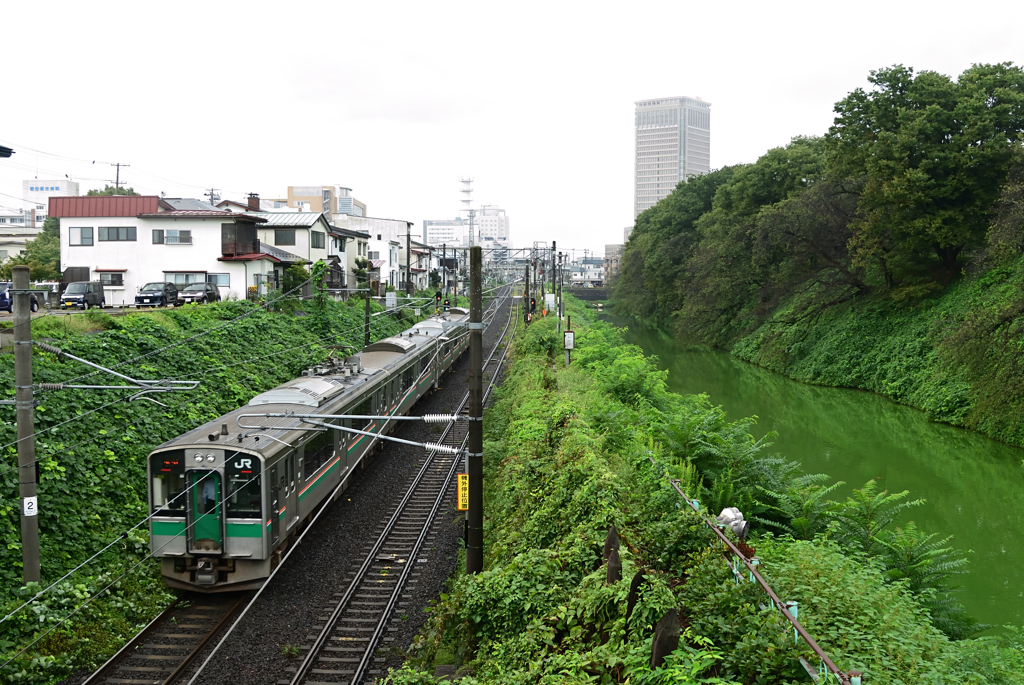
[59,296,514,685]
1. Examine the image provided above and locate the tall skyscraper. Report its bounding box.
[634,96,711,218]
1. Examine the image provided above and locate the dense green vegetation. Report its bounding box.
[0,295,423,683]
[386,303,1024,684]
[616,64,1024,445]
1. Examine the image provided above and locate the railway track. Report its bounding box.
[82,592,250,685]
[285,292,518,685]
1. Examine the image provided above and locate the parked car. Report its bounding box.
[61,281,105,310]
[177,282,221,305]
[0,282,39,313]
[135,282,178,308]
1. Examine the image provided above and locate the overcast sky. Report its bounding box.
[2,1,1022,257]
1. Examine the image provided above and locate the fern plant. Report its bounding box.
[754,474,845,540]
[834,479,924,556]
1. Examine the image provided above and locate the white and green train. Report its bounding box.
[147,309,471,591]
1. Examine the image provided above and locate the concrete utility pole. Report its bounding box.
[466,246,484,574]
[441,244,446,296]
[551,241,556,297]
[557,252,563,335]
[13,266,39,583]
[405,224,412,296]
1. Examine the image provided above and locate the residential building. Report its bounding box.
[50,195,297,305]
[624,225,634,242]
[334,215,416,249]
[368,238,401,289]
[398,240,433,293]
[252,212,332,266]
[634,96,711,217]
[570,258,604,287]
[0,227,39,262]
[604,244,622,282]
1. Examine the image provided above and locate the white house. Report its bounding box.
[51,196,282,305]
[368,238,401,289]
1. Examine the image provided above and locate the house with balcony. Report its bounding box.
[398,240,434,293]
[51,195,279,305]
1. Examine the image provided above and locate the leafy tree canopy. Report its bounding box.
[86,185,139,196]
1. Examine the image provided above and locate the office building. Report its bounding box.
[287,185,367,223]
[634,96,711,217]
[22,179,80,228]
[423,217,468,247]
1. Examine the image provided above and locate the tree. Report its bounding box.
[86,185,139,196]
[1,217,60,280]
[282,263,309,293]
[828,63,1024,287]
[353,257,370,288]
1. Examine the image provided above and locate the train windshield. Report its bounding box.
[151,451,186,514]
[225,452,261,519]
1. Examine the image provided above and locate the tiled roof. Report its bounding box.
[138,210,266,221]
[218,253,280,263]
[260,243,306,263]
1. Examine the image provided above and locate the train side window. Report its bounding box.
[402,365,413,393]
[305,429,333,474]
[353,399,371,430]
[224,452,260,519]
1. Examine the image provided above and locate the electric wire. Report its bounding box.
[0,291,510,619]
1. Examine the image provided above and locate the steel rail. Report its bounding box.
[290,290,515,685]
[347,295,519,685]
[647,457,853,685]
[82,592,250,685]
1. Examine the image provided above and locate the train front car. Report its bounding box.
[146,308,472,592]
[149,445,266,589]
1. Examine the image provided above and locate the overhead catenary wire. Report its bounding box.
[0,284,506,476]
[0,288,512,618]
[185,286,514,685]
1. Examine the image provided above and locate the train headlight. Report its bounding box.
[194,454,203,462]
[206,454,215,462]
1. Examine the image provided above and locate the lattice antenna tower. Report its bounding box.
[459,177,475,247]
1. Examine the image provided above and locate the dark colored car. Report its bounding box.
[135,282,178,308]
[177,282,221,305]
[61,281,105,310]
[0,282,39,313]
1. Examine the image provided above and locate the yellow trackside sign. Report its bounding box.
[457,473,469,511]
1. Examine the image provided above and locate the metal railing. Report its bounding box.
[647,457,862,685]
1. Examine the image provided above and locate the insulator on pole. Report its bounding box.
[34,342,64,358]
[424,443,461,455]
[421,414,458,423]
[37,383,65,391]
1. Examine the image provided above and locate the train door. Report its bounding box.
[269,463,280,546]
[186,471,223,554]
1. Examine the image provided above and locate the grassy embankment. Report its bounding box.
[0,296,423,683]
[725,257,1024,447]
[384,298,1024,685]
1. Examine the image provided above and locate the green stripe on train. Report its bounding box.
[226,522,263,538]
[152,520,185,537]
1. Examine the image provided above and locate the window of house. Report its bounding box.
[98,226,136,242]
[207,273,229,286]
[311,231,325,249]
[368,251,379,260]
[165,273,204,285]
[99,273,124,286]
[166,229,191,245]
[70,227,93,246]
[275,229,295,246]
[0,250,7,260]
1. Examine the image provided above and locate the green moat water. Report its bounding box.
[607,316,1024,628]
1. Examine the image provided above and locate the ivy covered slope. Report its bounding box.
[386,302,1023,685]
[0,298,416,683]
[615,63,1024,446]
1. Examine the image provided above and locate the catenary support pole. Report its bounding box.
[364,291,371,347]
[551,241,556,297]
[524,257,530,324]
[13,266,39,583]
[466,246,484,574]
[406,224,412,296]
[557,252,563,335]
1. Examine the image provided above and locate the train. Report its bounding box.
[147,308,472,591]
